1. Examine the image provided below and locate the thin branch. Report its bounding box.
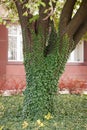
[39,0,50,19]
[43,8,54,21]
[43,0,57,21]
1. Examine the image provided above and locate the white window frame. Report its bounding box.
[8,25,23,62]
[68,41,84,63]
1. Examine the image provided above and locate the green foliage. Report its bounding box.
[21,0,46,16]
[1,0,83,32]
[23,25,74,120]
[0,95,87,130]
[29,15,39,23]
[0,0,18,25]
[0,0,64,29]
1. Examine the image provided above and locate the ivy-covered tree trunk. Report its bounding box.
[15,0,74,121]
[14,0,87,121]
[22,25,72,120]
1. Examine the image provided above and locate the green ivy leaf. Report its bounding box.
[29,15,39,23]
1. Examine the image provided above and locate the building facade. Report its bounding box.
[0,24,87,95]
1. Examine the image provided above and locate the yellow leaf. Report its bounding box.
[22,121,28,129]
[44,112,53,120]
[0,126,4,130]
[36,119,44,127]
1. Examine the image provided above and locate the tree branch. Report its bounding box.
[38,0,51,50]
[59,0,77,36]
[66,0,87,37]
[14,1,32,26]
[74,20,87,44]
[38,0,57,57]
[14,1,25,25]
[14,1,32,51]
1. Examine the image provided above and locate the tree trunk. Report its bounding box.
[22,25,71,120]
[14,0,87,121]
[15,1,73,121]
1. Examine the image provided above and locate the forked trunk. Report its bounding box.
[14,0,87,121]
[22,25,72,120]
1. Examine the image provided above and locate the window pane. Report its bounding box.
[8,36,17,60]
[68,41,84,62]
[8,25,23,61]
[20,41,23,60]
[8,26,17,35]
[19,27,22,36]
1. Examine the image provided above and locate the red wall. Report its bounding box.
[0,25,8,76]
[0,25,26,93]
[63,64,87,80]
[0,25,87,94]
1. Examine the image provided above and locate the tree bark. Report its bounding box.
[66,0,87,38]
[59,0,77,37]
[59,0,87,51]
[74,20,87,43]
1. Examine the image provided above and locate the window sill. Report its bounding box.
[7,61,23,65]
[67,62,87,66]
[7,61,87,66]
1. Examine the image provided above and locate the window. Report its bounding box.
[68,41,84,62]
[8,25,84,63]
[8,25,23,61]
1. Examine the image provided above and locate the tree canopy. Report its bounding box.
[0,0,87,42]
